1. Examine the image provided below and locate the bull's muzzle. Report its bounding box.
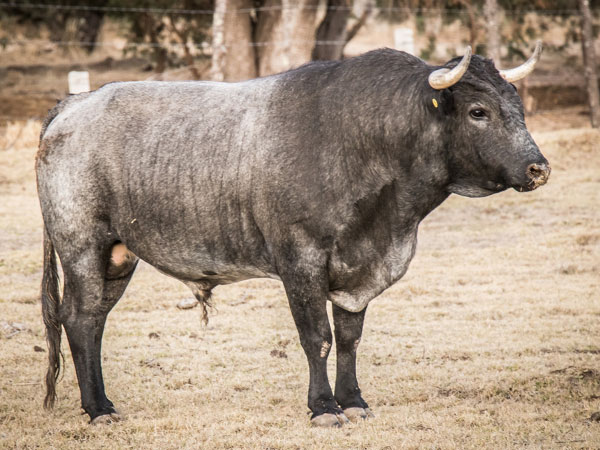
[525,162,551,190]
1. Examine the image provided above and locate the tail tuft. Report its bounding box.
[200,294,213,326]
[41,226,62,409]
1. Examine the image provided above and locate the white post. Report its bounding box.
[394,27,415,55]
[68,71,90,94]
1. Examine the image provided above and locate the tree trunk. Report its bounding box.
[345,1,373,45]
[465,2,478,51]
[212,0,258,81]
[579,0,600,128]
[225,0,257,80]
[484,0,501,64]
[168,15,201,80]
[312,0,350,61]
[255,0,319,76]
[456,0,479,51]
[211,0,227,81]
[214,0,321,79]
[75,11,105,54]
[141,13,167,74]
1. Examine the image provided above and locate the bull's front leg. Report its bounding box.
[279,261,349,427]
[332,304,374,422]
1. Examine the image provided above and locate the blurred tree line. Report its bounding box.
[380,0,598,58]
[1,0,598,124]
[0,0,373,77]
[0,0,214,77]
[3,0,597,69]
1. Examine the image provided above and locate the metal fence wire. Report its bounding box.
[0,2,597,125]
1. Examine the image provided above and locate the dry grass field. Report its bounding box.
[0,116,598,449]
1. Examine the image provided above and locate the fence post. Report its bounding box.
[579,0,600,128]
[68,71,90,94]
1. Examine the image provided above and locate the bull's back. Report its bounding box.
[37,80,281,281]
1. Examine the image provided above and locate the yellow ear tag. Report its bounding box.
[432,98,438,108]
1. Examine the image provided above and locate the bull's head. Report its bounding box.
[428,41,550,197]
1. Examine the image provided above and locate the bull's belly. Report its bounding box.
[114,236,408,312]
[112,222,417,312]
[108,203,277,285]
[113,236,277,286]
[147,255,277,286]
[155,261,277,285]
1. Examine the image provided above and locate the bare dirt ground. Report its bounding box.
[0,113,599,449]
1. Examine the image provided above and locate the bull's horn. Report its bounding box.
[428,46,472,90]
[499,40,543,82]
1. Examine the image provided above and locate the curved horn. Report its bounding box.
[499,40,542,82]
[428,46,472,90]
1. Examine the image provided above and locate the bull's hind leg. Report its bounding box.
[332,305,374,422]
[60,243,137,424]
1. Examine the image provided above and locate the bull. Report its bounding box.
[36,42,550,427]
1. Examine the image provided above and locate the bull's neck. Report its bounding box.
[329,82,451,222]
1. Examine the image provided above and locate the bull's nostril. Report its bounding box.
[526,163,549,181]
[528,164,541,177]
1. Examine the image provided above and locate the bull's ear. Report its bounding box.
[427,88,454,115]
[439,88,455,114]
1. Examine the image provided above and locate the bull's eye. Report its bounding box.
[470,109,487,119]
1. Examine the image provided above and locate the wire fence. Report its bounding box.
[0,2,595,126]
[6,38,355,49]
[0,1,594,16]
[0,3,593,51]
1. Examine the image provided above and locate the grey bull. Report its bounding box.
[36,43,550,426]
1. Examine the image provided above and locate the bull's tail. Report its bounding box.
[41,225,62,409]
